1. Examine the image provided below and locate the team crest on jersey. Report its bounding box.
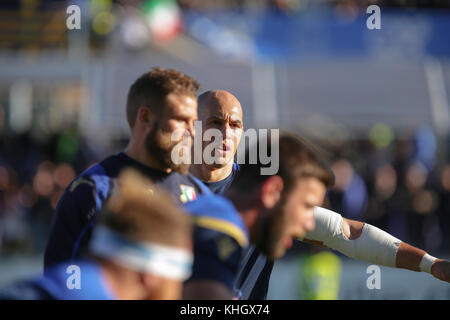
[179,184,197,203]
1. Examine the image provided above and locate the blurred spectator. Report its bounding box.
[0,126,96,256]
[328,159,368,221]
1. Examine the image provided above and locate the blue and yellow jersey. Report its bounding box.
[44,152,210,271]
[184,194,249,291]
[0,259,115,300]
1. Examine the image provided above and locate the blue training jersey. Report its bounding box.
[44,152,210,271]
[0,259,115,300]
[184,194,249,291]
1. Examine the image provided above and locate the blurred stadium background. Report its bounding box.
[0,0,450,299]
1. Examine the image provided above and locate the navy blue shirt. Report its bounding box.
[44,152,210,271]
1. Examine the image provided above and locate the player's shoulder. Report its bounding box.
[40,260,115,300]
[55,157,118,214]
[184,195,248,247]
[68,156,118,194]
[184,194,240,221]
[0,262,90,300]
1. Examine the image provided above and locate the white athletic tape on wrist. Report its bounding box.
[89,225,193,280]
[419,253,437,274]
[301,207,401,267]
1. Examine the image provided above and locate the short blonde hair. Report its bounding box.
[126,67,200,128]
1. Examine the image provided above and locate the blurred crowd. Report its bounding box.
[325,127,450,256]
[176,0,450,11]
[0,126,97,256]
[1,0,448,53]
[0,122,449,257]
[0,0,448,259]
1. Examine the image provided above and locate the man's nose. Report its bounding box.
[222,126,234,140]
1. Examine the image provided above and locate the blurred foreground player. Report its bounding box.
[44,67,209,270]
[183,133,333,299]
[0,169,193,300]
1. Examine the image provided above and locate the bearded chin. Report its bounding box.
[145,126,191,175]
[170,158,190,175]
[251,211,282,260]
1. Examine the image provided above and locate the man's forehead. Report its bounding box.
[292,177,326,196]
[199,90,243,119]
[167,92,196,105]
[165,93,197,114]
[208,110,243,121]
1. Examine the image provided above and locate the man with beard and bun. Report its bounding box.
[44,68,210,271]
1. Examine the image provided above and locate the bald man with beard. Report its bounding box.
[190,90,244,194]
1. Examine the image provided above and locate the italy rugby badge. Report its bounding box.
[179,184,197,203]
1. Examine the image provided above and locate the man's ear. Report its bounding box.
[137,106,153,126]
[260,175,284,209]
